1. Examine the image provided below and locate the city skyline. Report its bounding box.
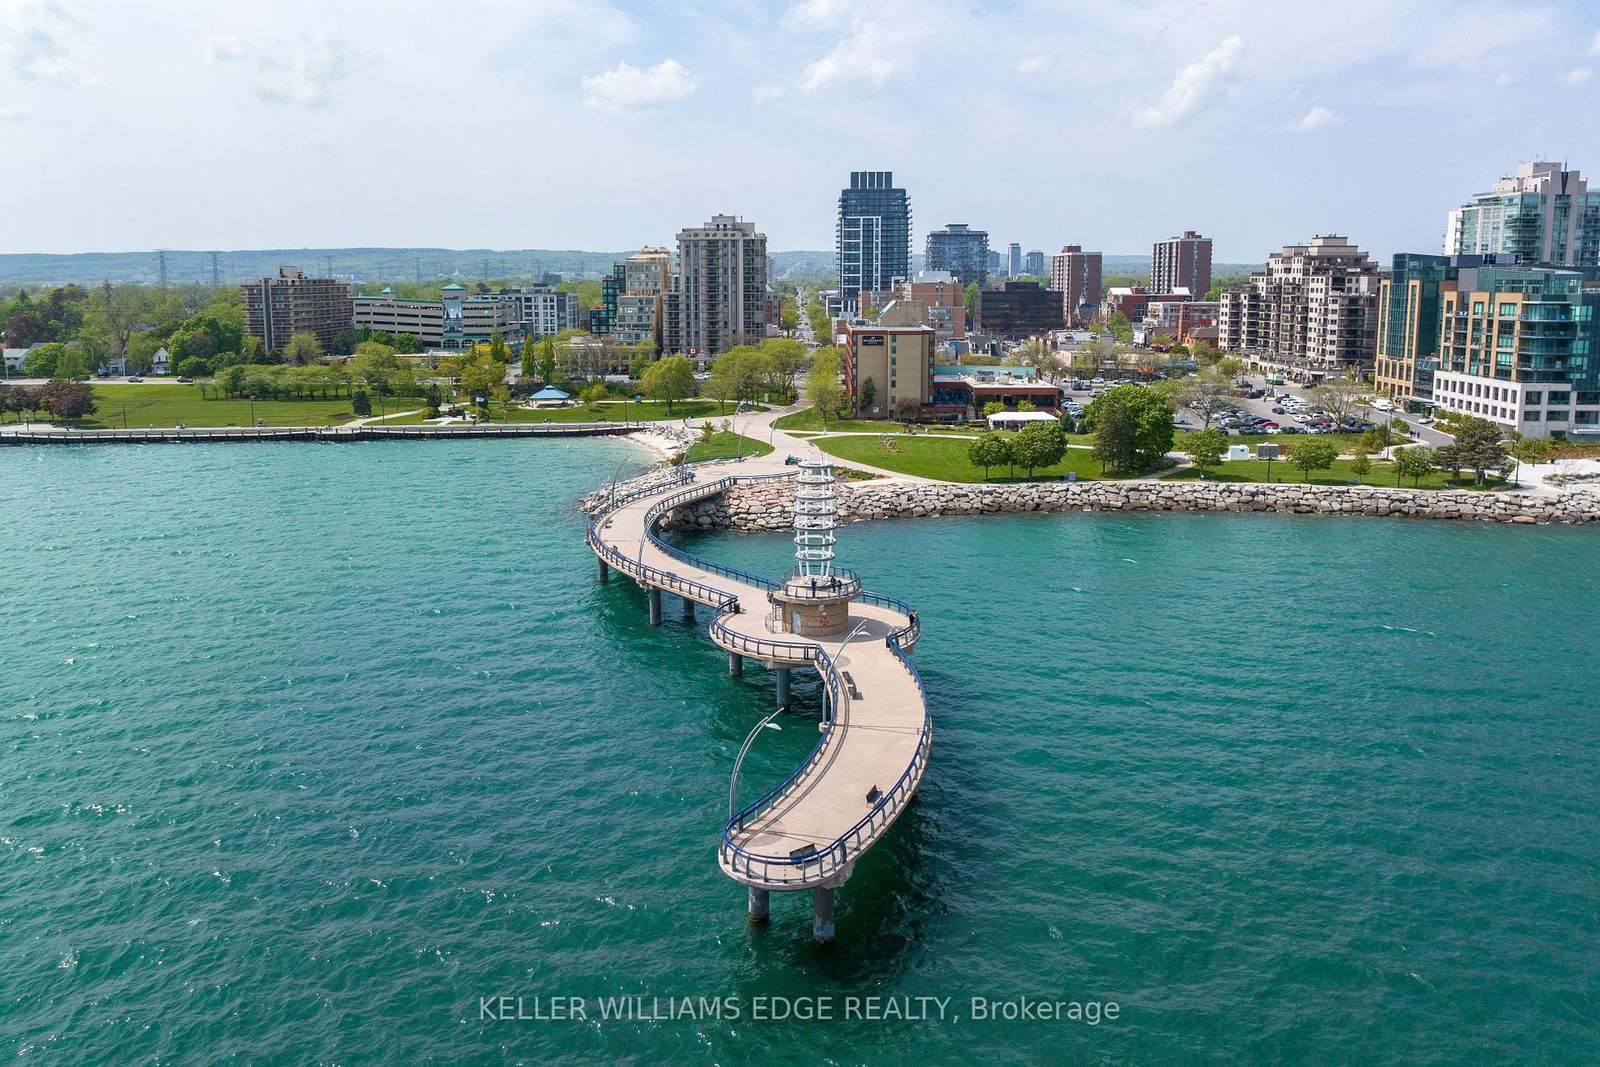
[3,1,1600,259]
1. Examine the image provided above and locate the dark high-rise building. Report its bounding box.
[925,223,989,287]
[242,266,352,355]
[976,281,1064,337]
[1024,250,1045,277]
[1007,242,1022,279]
[837,171,911,309]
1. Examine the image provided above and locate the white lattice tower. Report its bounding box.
[794,455,837,578]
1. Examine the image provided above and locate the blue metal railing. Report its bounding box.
[585,467,929,888]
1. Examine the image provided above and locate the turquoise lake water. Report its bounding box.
[1,440,1597,1064]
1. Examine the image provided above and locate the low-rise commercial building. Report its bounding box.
[927,364,1063,421]
[841,319,936,418]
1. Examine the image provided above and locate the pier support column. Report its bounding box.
[598,559,609,582]
[776,667,791,710]
[748,887,770,924]
[683,598,695,622]
[648,588,662,626]
[812,886,835,943]
[729,653,744,678]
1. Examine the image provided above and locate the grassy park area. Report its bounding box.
[1175,429,1364,452]
[684,431,774,463]
[69,384,398,429]
[335,399,735,427]
[815,433,1111,483]
[773,409,911,434]
[1163,459,1509,490]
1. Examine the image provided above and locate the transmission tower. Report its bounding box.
[157,249,169,288]
[209,251,221,285]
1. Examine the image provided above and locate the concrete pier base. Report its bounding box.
[729,652,743,677]
[683,598,695,621]
[748,887,770,924]
[812,886,835,943]
[776,667,791,710]
[648,588,662,626]
[598,559,609,582]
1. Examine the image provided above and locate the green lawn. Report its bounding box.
[815,433,1113,482]
[774,409,909,433]
[685,431,774,463]
[369,399,735,427]
[63,384,409,428]
[1162,459,1510,490]
[1176,429,1364,451]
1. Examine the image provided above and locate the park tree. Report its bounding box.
[982,400,1003,418]
[1448,415,1509,485]
[1307,378,1366,429]
[968,431,1012,480]
[283,331,325,366]
[54,346,91,380]
[535,336,557,385]
[1350,448,1372,477]
[859,377,876,413]
[1184,427,1228,477]
[895,396,921,425]
[581,383,609,408]
[759,337,808,401]
[38,380,96,423]
[124,333,160,375]
[1083,384,1175,473]
[639,354,694,412]
[459,349,508,406]
[1286,437,1338,482]
[21,342,65,378]
[351,390,372,417]
[807,347,846,427]
[1178,367,1237,429]
[1394,445,1436,487]
[1011,420,1067,478]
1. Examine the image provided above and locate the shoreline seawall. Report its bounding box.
[657,477,1600,529]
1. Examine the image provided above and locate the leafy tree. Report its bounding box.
[1184,427,1228,477]
[21,342,65,378]
[1350,448,1372,477]
[1011,420,1067,477]
[1017,399,1036,412]
[3,310,44,348]
[283,331,325,366]
[982,400,1003,418]
[176,356,211,378]
[423,384,443,417]
[124,333,160,375]
[581,383,609,408]
[351,390,372,417]
[54,346,91,381]
[895,396,921,425]
[1286,437,1338,482]
[349,348,416,399]
[1083,384,1175,473]
[1307,378,1366,430]
[1178,367,1236,429]
[807,347,846,427]
[391,332,421,355]
[859,376,876,413]
[38,380,95,423]
[758,337,808,401]
[1448,415,1509,485]
[1103,311,1133,342]
[968,431,1011,480]
[1394,445,1436,487]
[459,350,508,406]
[963,282,980,317]
[639,354,695,412]
[779,304,799,334]
[537,337,557,385]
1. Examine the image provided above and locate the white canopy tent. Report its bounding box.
[985,410,1060,430]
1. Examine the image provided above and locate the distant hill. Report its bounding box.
[0,246,1261,288]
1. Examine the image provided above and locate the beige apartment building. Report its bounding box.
[674,215,768,358]
[1218,235,1380,379]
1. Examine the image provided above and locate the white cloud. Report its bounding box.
[1494,71,1520,87]
[750,84,785,105]
[0,0,93,87]
[782,0,854,31]
[1591,28,1600,55]
[0,103,32,121]
[581,59,696,112]
[1564,67,1593,85]
[1131,36,1244,129]
[1286,105,1342,133]
[204,34,246,63]
[205,32,354,108]
[1017,56,1047,74]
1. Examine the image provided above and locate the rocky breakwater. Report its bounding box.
[661,477,1600,531]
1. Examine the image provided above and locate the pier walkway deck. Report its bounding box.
[584,457,930,934]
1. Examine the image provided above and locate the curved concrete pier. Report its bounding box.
[584,457,930,939]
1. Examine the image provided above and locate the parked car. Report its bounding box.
[1271,405,1286,414]
[1258,421,1280,430]
[127,375,144,382]
[1418,416,1435,425]
[176,376,194,383]
[1239,425,1268,435]
[1277,425,1307,434]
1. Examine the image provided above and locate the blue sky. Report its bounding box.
[2,0,1599,261]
